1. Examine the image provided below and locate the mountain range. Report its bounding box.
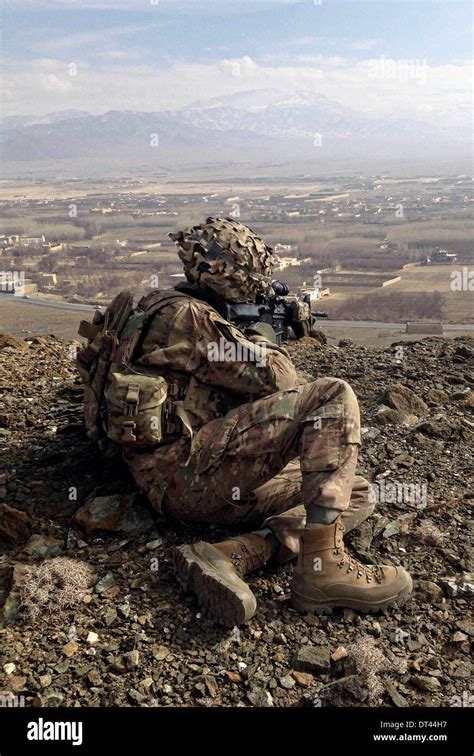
[0,89,468,170]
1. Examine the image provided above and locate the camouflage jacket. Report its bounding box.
[133,289,299,431]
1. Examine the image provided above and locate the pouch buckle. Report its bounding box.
[121,420,137,443]
[124,383,140,416]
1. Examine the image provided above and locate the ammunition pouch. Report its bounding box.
[105,373,194,446]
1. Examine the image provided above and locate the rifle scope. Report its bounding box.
[271,280,290,296]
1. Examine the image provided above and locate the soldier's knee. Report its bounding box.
[298,377,361,445]
[307,376,358,407]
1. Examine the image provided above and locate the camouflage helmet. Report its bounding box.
[169,217,276,302]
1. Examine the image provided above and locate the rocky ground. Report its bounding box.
[0,332,472,708]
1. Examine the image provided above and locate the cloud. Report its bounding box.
[260,52,347,66]
[350,39,380,51]
[97,50,144,61]
[31,23,152,55]
[290,36,315,47]
[40,73,73,93]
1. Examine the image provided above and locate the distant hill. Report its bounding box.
[0,89,468,171]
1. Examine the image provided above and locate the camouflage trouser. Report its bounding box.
[124,377,365,557]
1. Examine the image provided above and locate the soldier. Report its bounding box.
[78,217,412,626]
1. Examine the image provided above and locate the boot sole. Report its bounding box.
[173,543,257,627]
[291,576,413,615]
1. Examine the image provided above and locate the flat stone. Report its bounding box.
[0,503,32,546]
[410,675,441,692]
[73,494,154,536]
[373,407,419,427]
[438,573,474,598]
[10,675,27,692]
[202,674,219,698]
[415,580,444,601]
[451,387,471,400]
[291,671,313,687]
[382,383,428,414]
[95,572,116,594]
[123,649,140,669]
[293,645,331,674]
[452,660,472,679]
[247,687,273,707]
[62,641,79,657]
[331,646,348,662]
[279,674,296,690]
[425,389,449,406]
[152,645,170,661]
[145,538,163,551]
[104,607,117,626]
[22,534,63,560]
[318,675,368,705]
[118,601,131,619]
[385,680,408,707]
[456,619,474,637]
[33,691,64,707]
[87,669,102,686]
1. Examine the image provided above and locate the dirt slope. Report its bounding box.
[0,333,472,708]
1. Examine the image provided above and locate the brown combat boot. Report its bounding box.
[174,534,271,626]
[291,518,412,614]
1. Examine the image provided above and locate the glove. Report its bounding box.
[244,321,278,345]
[293,319,312,338]
[287,299,312,339]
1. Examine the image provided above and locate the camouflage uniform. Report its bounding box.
[123,290,363,559]
[78,218,413,626]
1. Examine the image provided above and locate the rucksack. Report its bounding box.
[76,289,191,447]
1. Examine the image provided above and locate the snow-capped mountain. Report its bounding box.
[180,89,436,139]
[0,89,464,166]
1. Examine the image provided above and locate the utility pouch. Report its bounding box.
[105,372,168,445]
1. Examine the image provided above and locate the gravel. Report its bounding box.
[0,333,472,707]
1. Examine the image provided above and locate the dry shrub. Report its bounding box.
[348,636,406,702]
[20,557,96,622]
[415,520,445,546]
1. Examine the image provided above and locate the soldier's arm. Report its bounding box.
[136,299,297,396]
[200,319,298,396]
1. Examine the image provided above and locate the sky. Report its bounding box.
[1,0,472,126]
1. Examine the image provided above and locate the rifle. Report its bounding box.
[186,234,327,345]
[214,280,328,346]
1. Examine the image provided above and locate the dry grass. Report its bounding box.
[20,557,96,622]
[348,636,407,701]
[415,520,445,547]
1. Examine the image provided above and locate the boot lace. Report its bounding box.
[334,524,384,584]
[230,544,264,575]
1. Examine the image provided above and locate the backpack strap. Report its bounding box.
[115,290,191,368]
